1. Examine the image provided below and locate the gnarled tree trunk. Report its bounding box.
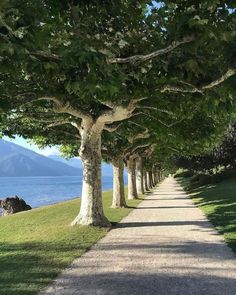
[71,120,110,227]
[136,156,144,195]
[127,155,138,200]
[111,157,126,208]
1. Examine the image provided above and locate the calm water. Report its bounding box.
[0,176,126,208]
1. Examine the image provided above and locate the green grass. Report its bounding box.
[178,177,236,254]
[0,190,143,295]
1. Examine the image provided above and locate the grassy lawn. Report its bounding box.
[178,177,236,254]
[0,190,143,295]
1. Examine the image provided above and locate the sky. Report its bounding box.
[3,136,60,156]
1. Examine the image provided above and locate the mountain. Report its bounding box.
[49,155,83,169]
[0,140,82,177]
[48,156,127,177]
[48,155,113,176]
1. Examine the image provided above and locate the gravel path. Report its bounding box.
[39,177,236,295]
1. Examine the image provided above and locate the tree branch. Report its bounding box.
[0,32,9,41]
[125,143,151,158]
[132,97,148,104]
[161,85,202,94]
[202,68,236,90]
[46,120,79,130]
[134,132,149,141]
[129,121,147,130]
[35,97,90,120]
[98,100,117,109]
[158,118,184,128]
[29,51,61,61]
[97,103,133,124]
[98,97,150,124]
[104,123,121,132]
[136,106,173,114]
[161,68,236,94]
[0,15,18,38]
[108,36,194,65]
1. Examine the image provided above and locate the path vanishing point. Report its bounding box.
[39,177,236,295]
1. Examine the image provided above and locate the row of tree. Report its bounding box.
[0,1,236,226]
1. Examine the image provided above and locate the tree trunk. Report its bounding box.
[136,157,144,195]
[71,121,110,227]
[127,155,138,200]
[151,171,155,187]
[144,168,149,191]
[146,171,150,190]
[159,171,163,182]
[152,173,156,187]
[152,166,157,187]
[111,157,127,208]
[148,170,153,189]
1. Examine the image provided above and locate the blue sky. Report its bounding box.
[3,136,60,156]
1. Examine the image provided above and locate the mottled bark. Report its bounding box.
[136,157,144,195]
[71,120,110,227]
[127,155,138,200]
[111,157,126,208]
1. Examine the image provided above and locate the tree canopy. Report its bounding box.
[0,0,236,226]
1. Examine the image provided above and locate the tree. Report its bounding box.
[101,133,128,209]
[103,124,151,206]
[1,1,236,226]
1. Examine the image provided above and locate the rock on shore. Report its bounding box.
[0,196,32,216]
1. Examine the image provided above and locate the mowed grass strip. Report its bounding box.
[0,190,142,295]
[178,177,236,254]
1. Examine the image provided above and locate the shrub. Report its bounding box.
[189,169,236,188]
[174,169,194,178]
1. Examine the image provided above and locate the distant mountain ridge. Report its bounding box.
[48,155,83,169]
[48,155,129,178]
[0,140,82,177]
[48,155,114,177]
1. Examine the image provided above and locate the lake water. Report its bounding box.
[0,176,127,208]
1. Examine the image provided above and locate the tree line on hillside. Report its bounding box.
[0,1,236,226]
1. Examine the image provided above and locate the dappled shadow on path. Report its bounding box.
[115,220,211,228]
[39,271,236,295]
[152,191,185,195]
[145,196,188,201]
[134,206,196,209]
[95,240,234,261]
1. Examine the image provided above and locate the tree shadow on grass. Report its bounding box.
[0,241,92,295]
